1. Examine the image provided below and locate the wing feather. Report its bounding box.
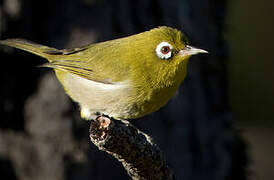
[41,60,114,84]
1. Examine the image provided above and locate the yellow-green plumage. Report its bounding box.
[0,26,207,120]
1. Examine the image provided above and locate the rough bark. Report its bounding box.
[89,116,174,180]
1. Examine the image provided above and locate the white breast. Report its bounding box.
[63,73,131,119]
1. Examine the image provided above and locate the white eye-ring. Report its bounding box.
[155,41,173,60]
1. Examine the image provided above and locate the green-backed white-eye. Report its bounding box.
[0,26,208,120]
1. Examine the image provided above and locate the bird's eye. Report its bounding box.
[156,42,173,60]
[161,46,170,54]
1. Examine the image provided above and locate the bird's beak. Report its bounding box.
[178,45,208,57]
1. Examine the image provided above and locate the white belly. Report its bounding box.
[63,73,132,119]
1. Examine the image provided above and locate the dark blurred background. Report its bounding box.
[227,0,274,179]
[0,0,272,180]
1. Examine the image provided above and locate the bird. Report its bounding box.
[0,26,207,120]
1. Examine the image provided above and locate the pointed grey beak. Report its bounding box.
[178,45,208,57]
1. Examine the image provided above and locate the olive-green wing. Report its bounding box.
[41,60,114,84]
[47,43,129,84]
[41,40,128,84]
[0,38,126,84]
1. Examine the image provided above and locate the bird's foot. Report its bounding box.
[95,115,111,129]
[89,114,111,140]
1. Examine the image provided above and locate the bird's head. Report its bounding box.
[128,26,208,87]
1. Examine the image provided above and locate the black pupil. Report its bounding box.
[161,46,170,54]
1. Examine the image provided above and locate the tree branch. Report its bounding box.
[89,116,175,180]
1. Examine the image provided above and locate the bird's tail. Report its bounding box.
[0,38,58,61]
